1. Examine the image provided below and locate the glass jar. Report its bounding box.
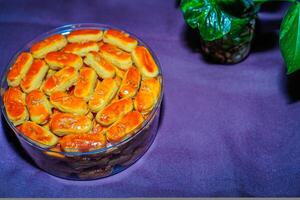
[0,23,164,180]
[200,17,256,64]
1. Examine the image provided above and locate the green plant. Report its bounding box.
[181,0,300,74]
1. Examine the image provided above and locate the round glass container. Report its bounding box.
[200,17,256,64]
[0,23,163,180]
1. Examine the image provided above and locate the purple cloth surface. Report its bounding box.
[0,0,299,197]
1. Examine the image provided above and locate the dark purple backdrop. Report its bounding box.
[1,0,300,197]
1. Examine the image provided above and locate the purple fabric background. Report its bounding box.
[1,0,300,197]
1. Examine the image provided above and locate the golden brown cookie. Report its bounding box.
[90,120,105,134]
[63,41,99,56]
[99,43,132,70]
[46,69,57,79]
[86,111,94,120]
[7,52,33,87]
[17,121,58,147]
[42,66,78,95]
[118,66,141,99]
[132,46,159,78]
[97,41,105,48]
[45,51,83,70]
[20,59,49,93]
[3,87,28,125]
[49,112,92,136]
[59,132,106,152]
[88,79,119,113]
[74,67,97,101]
[114,66,126,79]
[96,98,133,126]
[50,91,88,115]
[45,145,65,159]
[134,78,161,114]
[103,29,137,52]
[84,51,115,78]
[114,76,122,87]
[67,29,103,43]
[26,90,52,124]
[106,111,144,143]
[30,34,67,58]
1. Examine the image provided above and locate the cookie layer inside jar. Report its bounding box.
[3,28,161,153]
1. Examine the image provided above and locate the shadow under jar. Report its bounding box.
[0,23,164,180]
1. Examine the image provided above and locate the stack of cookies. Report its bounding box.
[3,28,161,153]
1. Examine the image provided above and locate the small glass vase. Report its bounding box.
[200,18,256,64]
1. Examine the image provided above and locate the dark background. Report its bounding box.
[1,0,300,197]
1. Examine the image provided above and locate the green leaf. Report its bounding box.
[253,0,296,3]
[180,0,232,41]
[229,17,255,44]
[216,0,259,18]
[279,2,300,74]
[230,17,252,36]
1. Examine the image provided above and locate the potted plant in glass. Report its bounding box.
[180,0,300,74]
